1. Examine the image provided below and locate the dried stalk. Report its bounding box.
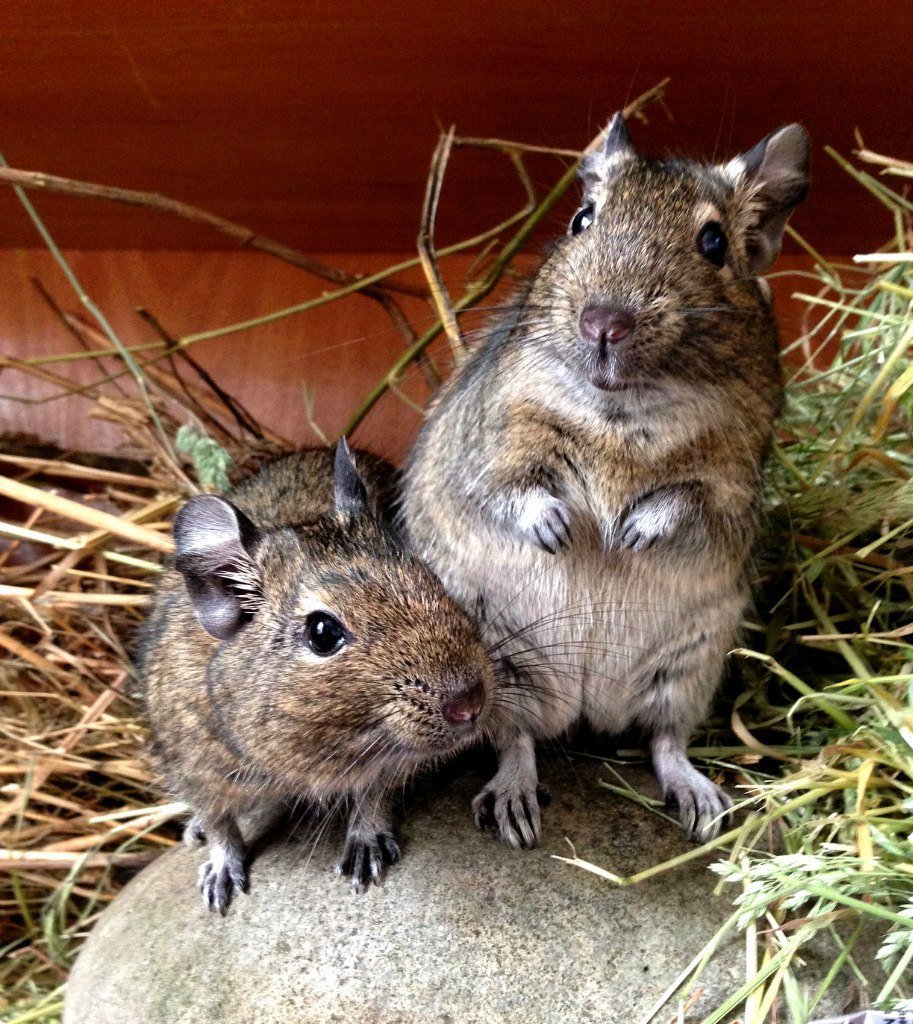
[135,307,278,445]
[418,126,464,357]
[0,850,155,870]
[0,670,131,831]
[0,631,63,674]
[0,455,165,491]
[0,352,105,404]
[0,163,425,303]
[30,277,130,401]
[853,130,913,178]
[0,475,175,554]
[454,137,582,157]
[0,585,151,607]
[417,130,538,363]
[342,78,670,436]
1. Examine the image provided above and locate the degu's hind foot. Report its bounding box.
[198,842,249,916]
[652,732,733,843]
[472,733,545,849]
[183,813,206,846]
[335,829,401,893]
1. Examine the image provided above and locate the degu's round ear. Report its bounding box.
[724,123,810,273]
[578,112,637,202]
[333,437,369,515]
[173,495,261,640]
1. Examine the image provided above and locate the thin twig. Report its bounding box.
[0,163,424,300]
[0,475,175,554]
[341,78,670,435]
[418,127,465,357]
[0,353,104,404]
[29,278,130,400]
[136,308,274,445]
[132,309,243,443]
[853,130,913,177]
[453,137,582,157]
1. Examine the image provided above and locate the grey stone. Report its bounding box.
[62,756,856,1024]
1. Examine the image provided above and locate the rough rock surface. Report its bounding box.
[63,756,847,1024]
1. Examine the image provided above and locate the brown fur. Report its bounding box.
[403,116,809,847]
[139,446,494,912]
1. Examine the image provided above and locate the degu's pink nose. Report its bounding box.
[443,681,486,725]
[579,306,635,345]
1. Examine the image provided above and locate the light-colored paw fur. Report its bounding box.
[619,486,690,551]
[495,487,572,553]
[472,734,541,848]
[652,732,733,841]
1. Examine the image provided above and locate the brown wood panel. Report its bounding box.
[0,2,909,254]
[1,248,818,459]
[0,249,444,463]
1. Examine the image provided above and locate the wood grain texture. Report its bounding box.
[0,249,445,461]
[0,1,909,254]
[1,249,815,458]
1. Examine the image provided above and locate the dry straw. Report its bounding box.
[2,87,911,1023]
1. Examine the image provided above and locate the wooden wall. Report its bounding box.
[0,249,496,463]
[2,248,819,463]
[2,1,910,257]
[0,3,907,461]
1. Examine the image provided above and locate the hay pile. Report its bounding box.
[0,411,268,1020]
[1,101,911,1022]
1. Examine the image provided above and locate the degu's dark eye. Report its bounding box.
[697,221,728,267]
[304,611,348,656]
[570,204,595,236]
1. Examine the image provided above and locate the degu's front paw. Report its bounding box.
[335,830,401,893]
[513,489,571,554]
[472,781,548,849]
[619,487,688,552]
[198,848,249,916]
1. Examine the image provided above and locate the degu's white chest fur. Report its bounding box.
[403,111,809,848]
